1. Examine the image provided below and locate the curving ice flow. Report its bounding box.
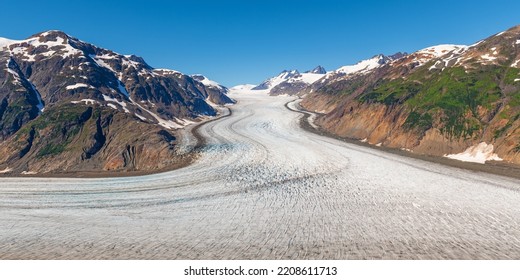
[1,93,520,259]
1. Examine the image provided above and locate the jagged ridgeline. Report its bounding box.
[300,25,520,164]
[0,31,234,174]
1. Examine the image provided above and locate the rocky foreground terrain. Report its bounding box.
[0,31,233,174]
[298,25,520,165]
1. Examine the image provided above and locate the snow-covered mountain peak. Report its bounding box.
[34,30,71,41]
[124,54,147,64]
[191,74,225,89]
[334,54,388,75]
[392,44,470,71]
[1,31,84,61]
[417,44,468,58]
[1,31,150,69]
[252,70,298,90]
[279,69,300,79]
[252,68,326,94]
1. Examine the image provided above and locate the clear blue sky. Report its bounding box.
[1,0,519,86]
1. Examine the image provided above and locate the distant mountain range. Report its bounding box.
[246,54,410,96]
[250,66,327,95]
[0,31,233,174]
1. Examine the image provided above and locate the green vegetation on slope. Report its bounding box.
[15,104,99,158]
[358,64,519,139]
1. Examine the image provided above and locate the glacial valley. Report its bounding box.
[1,92,520,259]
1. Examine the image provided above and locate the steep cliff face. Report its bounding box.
[0,31,232,174]
[301,25,520,164]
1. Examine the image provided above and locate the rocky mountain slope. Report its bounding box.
[300,25,520,165]
[0,31,233,174]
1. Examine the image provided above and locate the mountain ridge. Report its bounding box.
[250,67,326,95]
[0,30,233,174]
[300,24,520,165]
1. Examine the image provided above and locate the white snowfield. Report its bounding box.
[335,54,386,75]
[418,44,467,58]
[1,92,520,259]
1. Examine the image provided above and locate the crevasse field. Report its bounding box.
[1,92,520,259]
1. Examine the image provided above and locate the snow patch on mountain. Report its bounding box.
[480,53,497,62]
[103,94,130,113]
[135,113,148,121]
[444,142,503,164]
[153,68,181,75]
[89,54,116,73]
[121,55,142,69]
[153,115,184,129]
[66,83,94,90]
[106,104,118,110]
[71,99,97,105]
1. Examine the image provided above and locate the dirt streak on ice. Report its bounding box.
[1,93,520,259]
